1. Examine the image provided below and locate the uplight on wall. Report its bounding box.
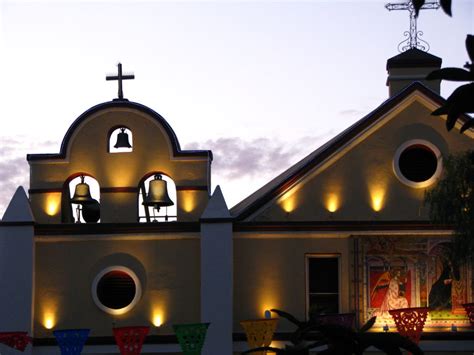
[260,301,278,319]
[280,192,297,213]
[181,191,197,213]
[152,313,164,327]
[325,193,339,213]
[370,187,386,212]
[45,193,61,216]
[43,313,56,329]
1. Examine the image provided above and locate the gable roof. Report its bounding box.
[230,81,472,221]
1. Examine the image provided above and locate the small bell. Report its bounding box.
[71,175,94,205]
[143,174,174,210]
[114,128,132,148]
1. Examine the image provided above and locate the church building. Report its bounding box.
[1,27,474,355]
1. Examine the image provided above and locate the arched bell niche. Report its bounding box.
[108,126,133,153]
[137,173,177,223]
[62,174,101,223]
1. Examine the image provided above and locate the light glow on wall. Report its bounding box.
[370,187,386,212]
[259,289,280,318]
[152,313,163,327]
[181,191,197,213]
[45,193,61,216]
[280,192,297,213]
[106,160,139,187]
[43,313,56,329]
[325,193,339,212]
[152,308,165,327]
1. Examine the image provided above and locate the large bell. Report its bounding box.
[71,175,95,204]
[114,128,132,148]
[82,199,101,223]
[143,174,174,209]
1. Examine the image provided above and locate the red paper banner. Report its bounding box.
[389,307,429,344]
[0,332,32,352]
[113,326,149,355]
[462,303,474,327]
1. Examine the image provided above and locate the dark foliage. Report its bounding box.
[427,35,474,132]
[412,0,452,17]
[425,150,474,264]
[242,309,423,355]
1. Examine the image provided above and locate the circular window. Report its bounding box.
[92,266,141,315]
[393,140,442,188]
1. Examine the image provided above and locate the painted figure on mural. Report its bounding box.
[371,267,409,317]
[429,257,460,310]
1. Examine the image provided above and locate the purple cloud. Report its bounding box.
[185,133,334,180]
[0,136,59,217]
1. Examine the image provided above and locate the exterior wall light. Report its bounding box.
[153,314,163,327]
[264,310,272,319]
[44,314,56,330]
[326,193,339,213]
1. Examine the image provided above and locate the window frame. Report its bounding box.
[393,139,442,188]
[305,253,341,320]
[91,265,142,315]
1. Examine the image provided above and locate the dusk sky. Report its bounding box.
[0,0,472,215]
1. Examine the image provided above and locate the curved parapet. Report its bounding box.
[27,100,212,223]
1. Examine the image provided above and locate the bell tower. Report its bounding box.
[27,65,212,224]
[385,0,442,97]
[386,48,442,97]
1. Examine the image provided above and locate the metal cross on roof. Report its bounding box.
[106,63,135,100]
[385,0,440,52]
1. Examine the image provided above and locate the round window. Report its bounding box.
[92,266,141,315]
[393,140,442,188]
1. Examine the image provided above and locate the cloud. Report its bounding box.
[0,157,29,216]
[339,109,363,116]
[0,133,337,216]
[0,135,59,217]
[185,133,334,180]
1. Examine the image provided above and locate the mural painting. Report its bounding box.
[362,237,472,328]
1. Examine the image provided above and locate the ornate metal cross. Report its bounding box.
[385,0,440,52]
[106,63,135,100]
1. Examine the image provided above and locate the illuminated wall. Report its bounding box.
[233,236,352,332]
[34,236,200,337]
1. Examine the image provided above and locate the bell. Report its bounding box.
[71,175,95,204]
[143,174,174,209]
[114,128,132,148]
[82,199,100,223]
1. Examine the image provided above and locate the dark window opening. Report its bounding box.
[398,145,438,183]
[96,270,136,310]
[308,257,339,316]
